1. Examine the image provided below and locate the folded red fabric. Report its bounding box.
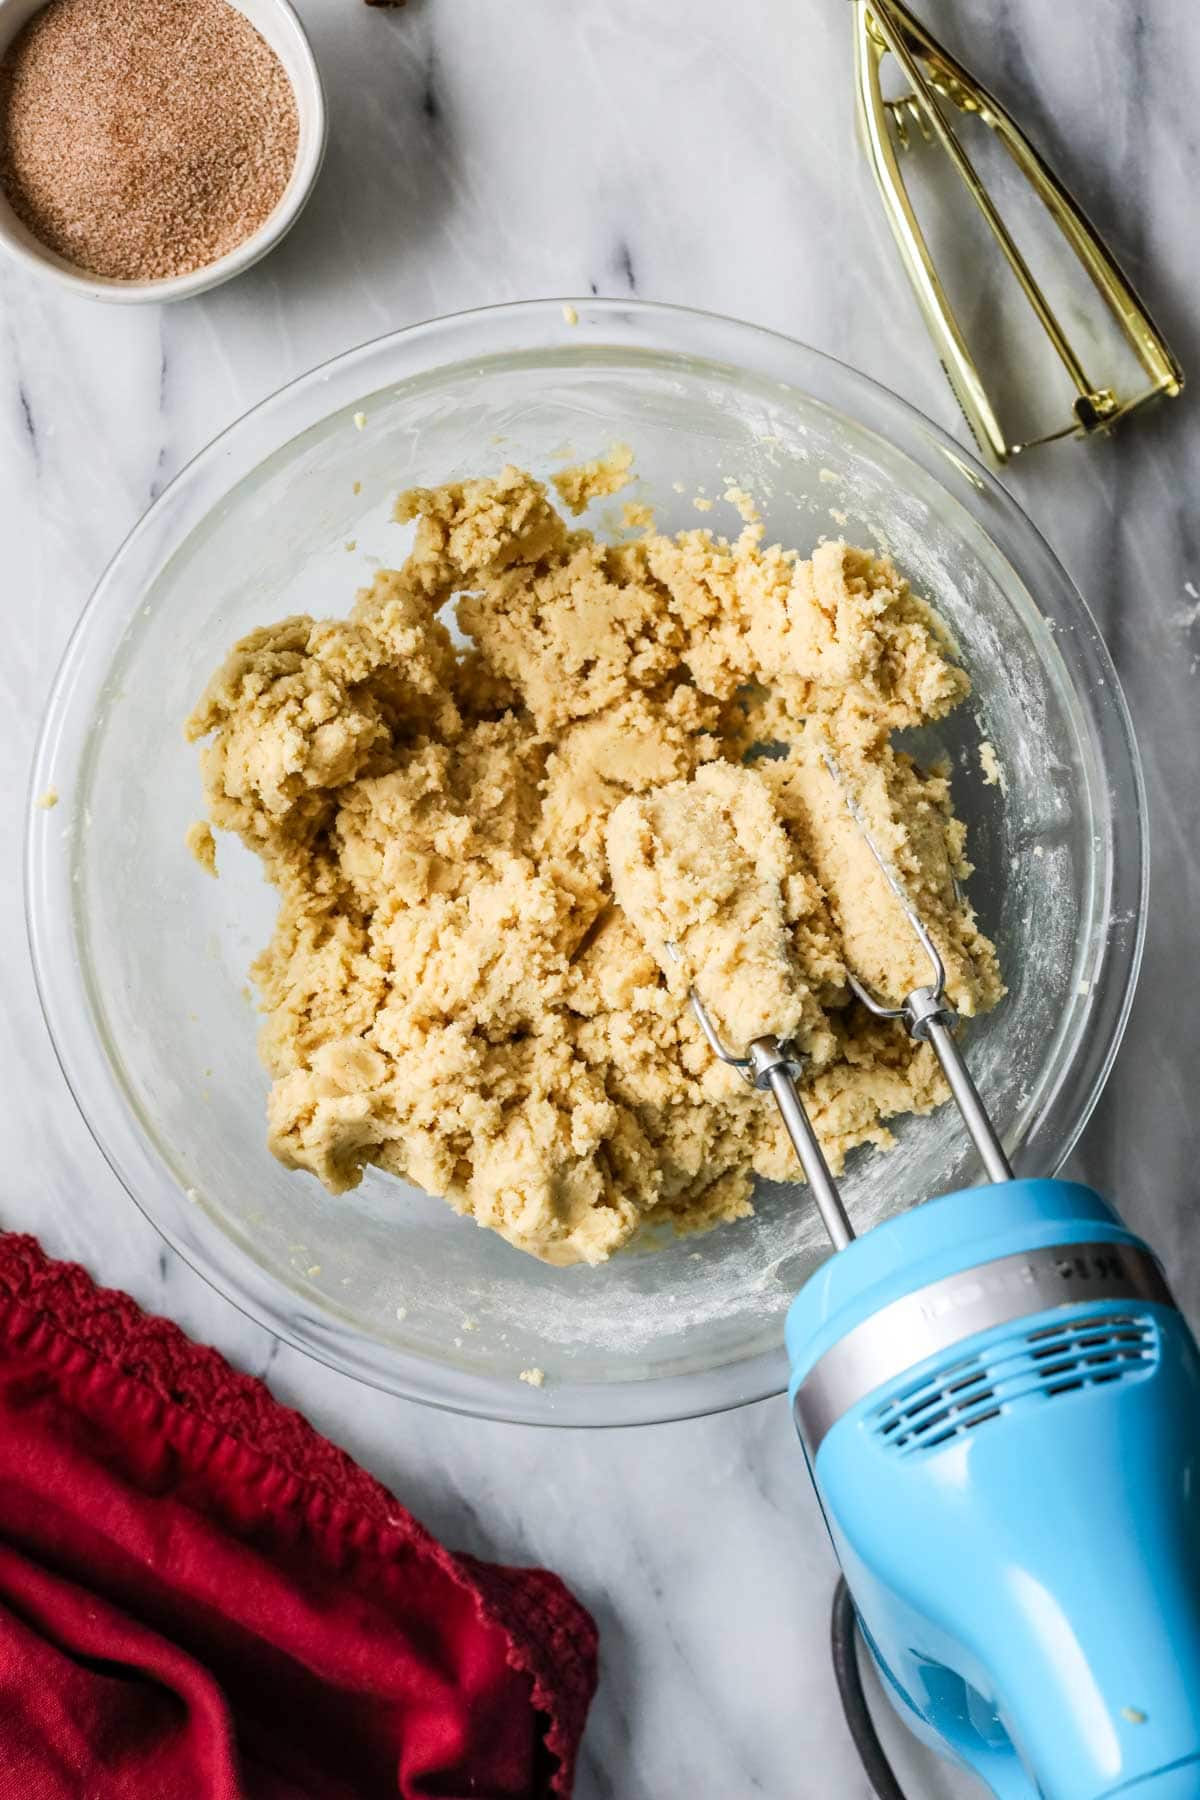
[0,1233,597,1799]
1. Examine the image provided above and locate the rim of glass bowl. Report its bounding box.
[25,297,1147,1429]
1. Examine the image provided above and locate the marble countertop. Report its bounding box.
[4,1,1199,1792]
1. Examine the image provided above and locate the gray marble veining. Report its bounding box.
[3,1,1198,1793]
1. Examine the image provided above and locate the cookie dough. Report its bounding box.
[187,466,1002,1266]
[186,819,218,876]
[551,443,634,516]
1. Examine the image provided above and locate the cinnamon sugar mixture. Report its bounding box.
[0,0,298,282]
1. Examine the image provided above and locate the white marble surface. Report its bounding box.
[3,1,1199,1793]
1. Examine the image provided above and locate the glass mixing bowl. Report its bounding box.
[27,300,1146,1426]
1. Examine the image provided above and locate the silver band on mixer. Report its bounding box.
[793,1240,1174,1457]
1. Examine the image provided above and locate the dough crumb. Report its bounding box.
[35,786,59,810]
[979,740,1008,793]
[562,302,579,325]
[519,1367,546,1388]
[462,1316,477,1330]
[353,412,367,431]
[352,480,362,495]
[551,442,634,515]
[724,486,760,526]
[692,495,713,512]
[395,1305,408,1322]
[622,500,655,531]
[186,820,218,876]
[345,539,357,553]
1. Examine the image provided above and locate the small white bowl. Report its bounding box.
[0,0,326,302]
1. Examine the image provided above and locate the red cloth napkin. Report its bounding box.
[0,1233,597,1799]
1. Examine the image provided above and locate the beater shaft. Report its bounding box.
[748,1039,856,1250]
[923,1017,1012,1184]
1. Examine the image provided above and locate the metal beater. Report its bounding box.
[678,743,1010,1254]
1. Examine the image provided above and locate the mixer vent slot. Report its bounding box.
[870,1313,1159,1454]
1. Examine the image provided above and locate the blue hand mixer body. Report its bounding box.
[681,746,1200,1800]
[787,1177,1200,1800]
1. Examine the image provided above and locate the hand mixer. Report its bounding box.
[684,748,1200,1800]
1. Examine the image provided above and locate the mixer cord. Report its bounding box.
[831,1578,908,1800]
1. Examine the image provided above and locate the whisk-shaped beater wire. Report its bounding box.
[819,745,1014,1186]
[670,946,856,1252]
